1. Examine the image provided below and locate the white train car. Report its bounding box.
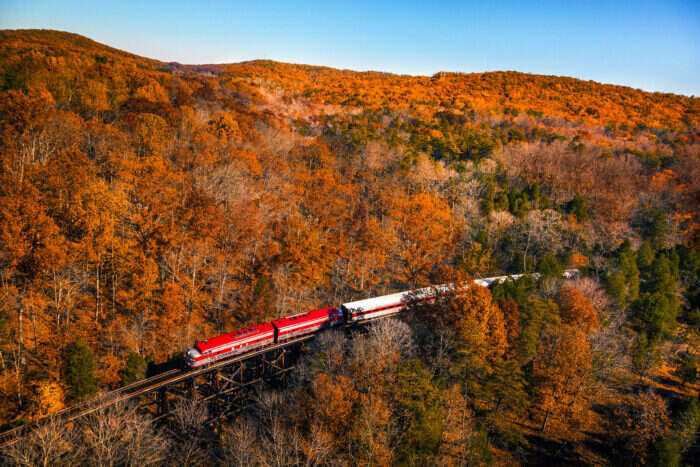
[563,269,580,280]
[472,274,528,287]
[341,284,452,322]
[474,269,579,286]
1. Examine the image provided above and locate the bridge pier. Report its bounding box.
[157,387,169,416]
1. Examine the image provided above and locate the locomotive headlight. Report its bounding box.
[186,348,201,363]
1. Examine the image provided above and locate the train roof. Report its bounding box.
[472,274,527,287]
[342,270,581,313]
[472,269,578,286]
[272,307,341,330]
[342,285,448,312]
[196,322,274,353]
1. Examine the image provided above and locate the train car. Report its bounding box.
[272,307,343,342]
[341,281,477,323]
[473,273,527,287]
[341,285,444,323]
[476,269,579,286]
[563,269,580,280]
[186,322,275,368]
[341,291,406,323]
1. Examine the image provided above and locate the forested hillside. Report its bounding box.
[0,30,698,465]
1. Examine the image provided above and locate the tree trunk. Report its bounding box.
[32,308,38,352]
[541,408,551,432]
[18,302,24,363]
[523,230,531,273]
[95,260,101,323]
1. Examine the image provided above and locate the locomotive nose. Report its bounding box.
[186,348,201,366]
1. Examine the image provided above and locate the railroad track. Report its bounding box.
[0,368,182,447]
[0,333,316,448]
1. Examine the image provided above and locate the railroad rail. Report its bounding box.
[0,333,315,447]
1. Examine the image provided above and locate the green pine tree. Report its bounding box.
[605,272,626,308]
[122,352,147,385]
[678,355,698,386]
[537,253,563,282]
[65,339,97,400]
[649,438,681,467]
[516,297,560,364]
[637,240,655,272]
[395,358,443,464]
[566,193,589,222]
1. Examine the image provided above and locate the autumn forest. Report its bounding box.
[0,29,699,465]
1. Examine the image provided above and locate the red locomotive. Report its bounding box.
[186,307,343,368]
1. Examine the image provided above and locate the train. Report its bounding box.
[185,270,579,368]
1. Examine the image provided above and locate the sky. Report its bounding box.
[1,0,698,96]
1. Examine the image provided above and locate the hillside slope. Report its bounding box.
[219,59,699,129]
[2,30,698,128]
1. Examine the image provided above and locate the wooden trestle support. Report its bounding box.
[149,343,299,425]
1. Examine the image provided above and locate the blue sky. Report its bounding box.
[1,1,698,95]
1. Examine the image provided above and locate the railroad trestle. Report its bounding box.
[149,343,300,424]
[0,336,311,448]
